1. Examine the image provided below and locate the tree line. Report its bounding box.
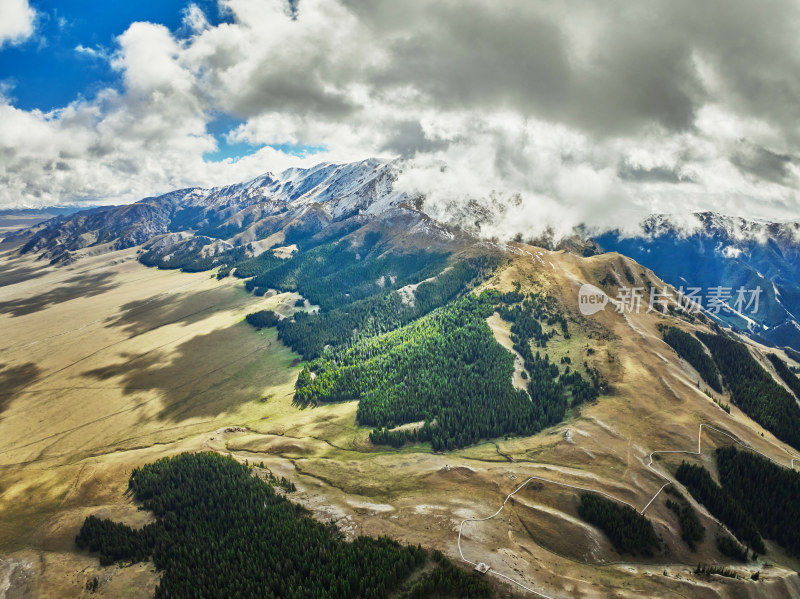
[715,446,800,556]
[664,488,704,551]
[577,493,660,556]
[500,294,597,409]
[674,460,765,554]
[277,258,496,360]
[245,310,279,328]
[246,234,449,312]
[766,353,800,399]
[75,453,493,599]
[396,550,493,599]
[697,332,800,451]
[660,326,722,392]
[715,534,750,562]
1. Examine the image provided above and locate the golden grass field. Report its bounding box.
[1,237,800,598]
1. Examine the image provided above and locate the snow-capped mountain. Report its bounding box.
[595,212,800,351]
[12,158,423,265]
[12,158,800,352]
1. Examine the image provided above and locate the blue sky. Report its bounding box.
[0,0,315,162]
[0,1,228,111]
[0,0,798,236]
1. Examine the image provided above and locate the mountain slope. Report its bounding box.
[596,212,800,351]
[12,158,419,266]
[4,212,800,597]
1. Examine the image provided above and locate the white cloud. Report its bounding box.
[75,44,110,61]
[0,0,799,239]
[182,4,210,33]
[0,0,36,48]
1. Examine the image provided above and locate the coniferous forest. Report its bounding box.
[297,290,599,451]
[674,461,766,554]
[76,453,494,599]
[245,309,279,328]
[576,493,660,556]
[276,258,493,360]
[715,534,750,562]
[674,447,800,559]
[664,491,705,551]
[660,326,722,392]
[696,332,800,451]
[766,353,800,399]
[715,446,800,556]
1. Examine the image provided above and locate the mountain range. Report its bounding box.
[597,213,800,351]
[5,157,800,598]
[9,157,800,352]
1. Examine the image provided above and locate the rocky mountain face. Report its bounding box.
[595,212,800,351]
[11,158,429,265]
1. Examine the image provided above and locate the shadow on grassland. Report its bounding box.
[0,272,118,316]
[0,261,47,288]
[0,363,41,415]
[103,285,244,338]
[82,324,297,423]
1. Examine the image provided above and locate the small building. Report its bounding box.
[474,562,490,574]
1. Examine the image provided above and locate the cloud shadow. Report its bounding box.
[0,272,118,317]
[0,363,41,416]
[82,325,296,423]
[103,286,244,338]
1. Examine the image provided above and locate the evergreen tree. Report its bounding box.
[577,493,660,556]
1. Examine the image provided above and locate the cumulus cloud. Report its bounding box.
[1,0,800,239]
[182,3,210,33]
[0,0,36,48]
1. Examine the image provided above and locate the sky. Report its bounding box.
[1,0,799,236]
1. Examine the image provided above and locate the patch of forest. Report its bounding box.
[245,309,279,328]
[576,493,660,556]
[396,550,493,599]
[75,453,494,599]
[696,332,800,451]
[715,446,800,556]
[231,248,284,279]
[139,245,218,272]
[664,488,704,551]
[245,233,450,311]
[674,461,765,554]
[297,290,598,451]
[715,534,750,562]
[207,227,497,360]
[766,353,800,399]
[660,326,722,392]
[277,258,494,360]
[498,290,599,407]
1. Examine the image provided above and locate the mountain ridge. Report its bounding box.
[597,211,800,351]
[10,158,413,265]
[9,157,800,354]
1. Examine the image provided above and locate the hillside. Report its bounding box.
[596,212,800,351]
[3,235,800,597]
[3,164,800,598]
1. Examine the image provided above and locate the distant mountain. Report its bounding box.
[0,206,95,243]
[11,158,463,266]
[595,212,800,351]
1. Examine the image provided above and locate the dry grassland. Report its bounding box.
[1,240,799,598]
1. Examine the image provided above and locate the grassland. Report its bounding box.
[1,240,800,598]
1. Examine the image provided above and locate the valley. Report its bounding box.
[2,231,800,598]
[4,3,800,598]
